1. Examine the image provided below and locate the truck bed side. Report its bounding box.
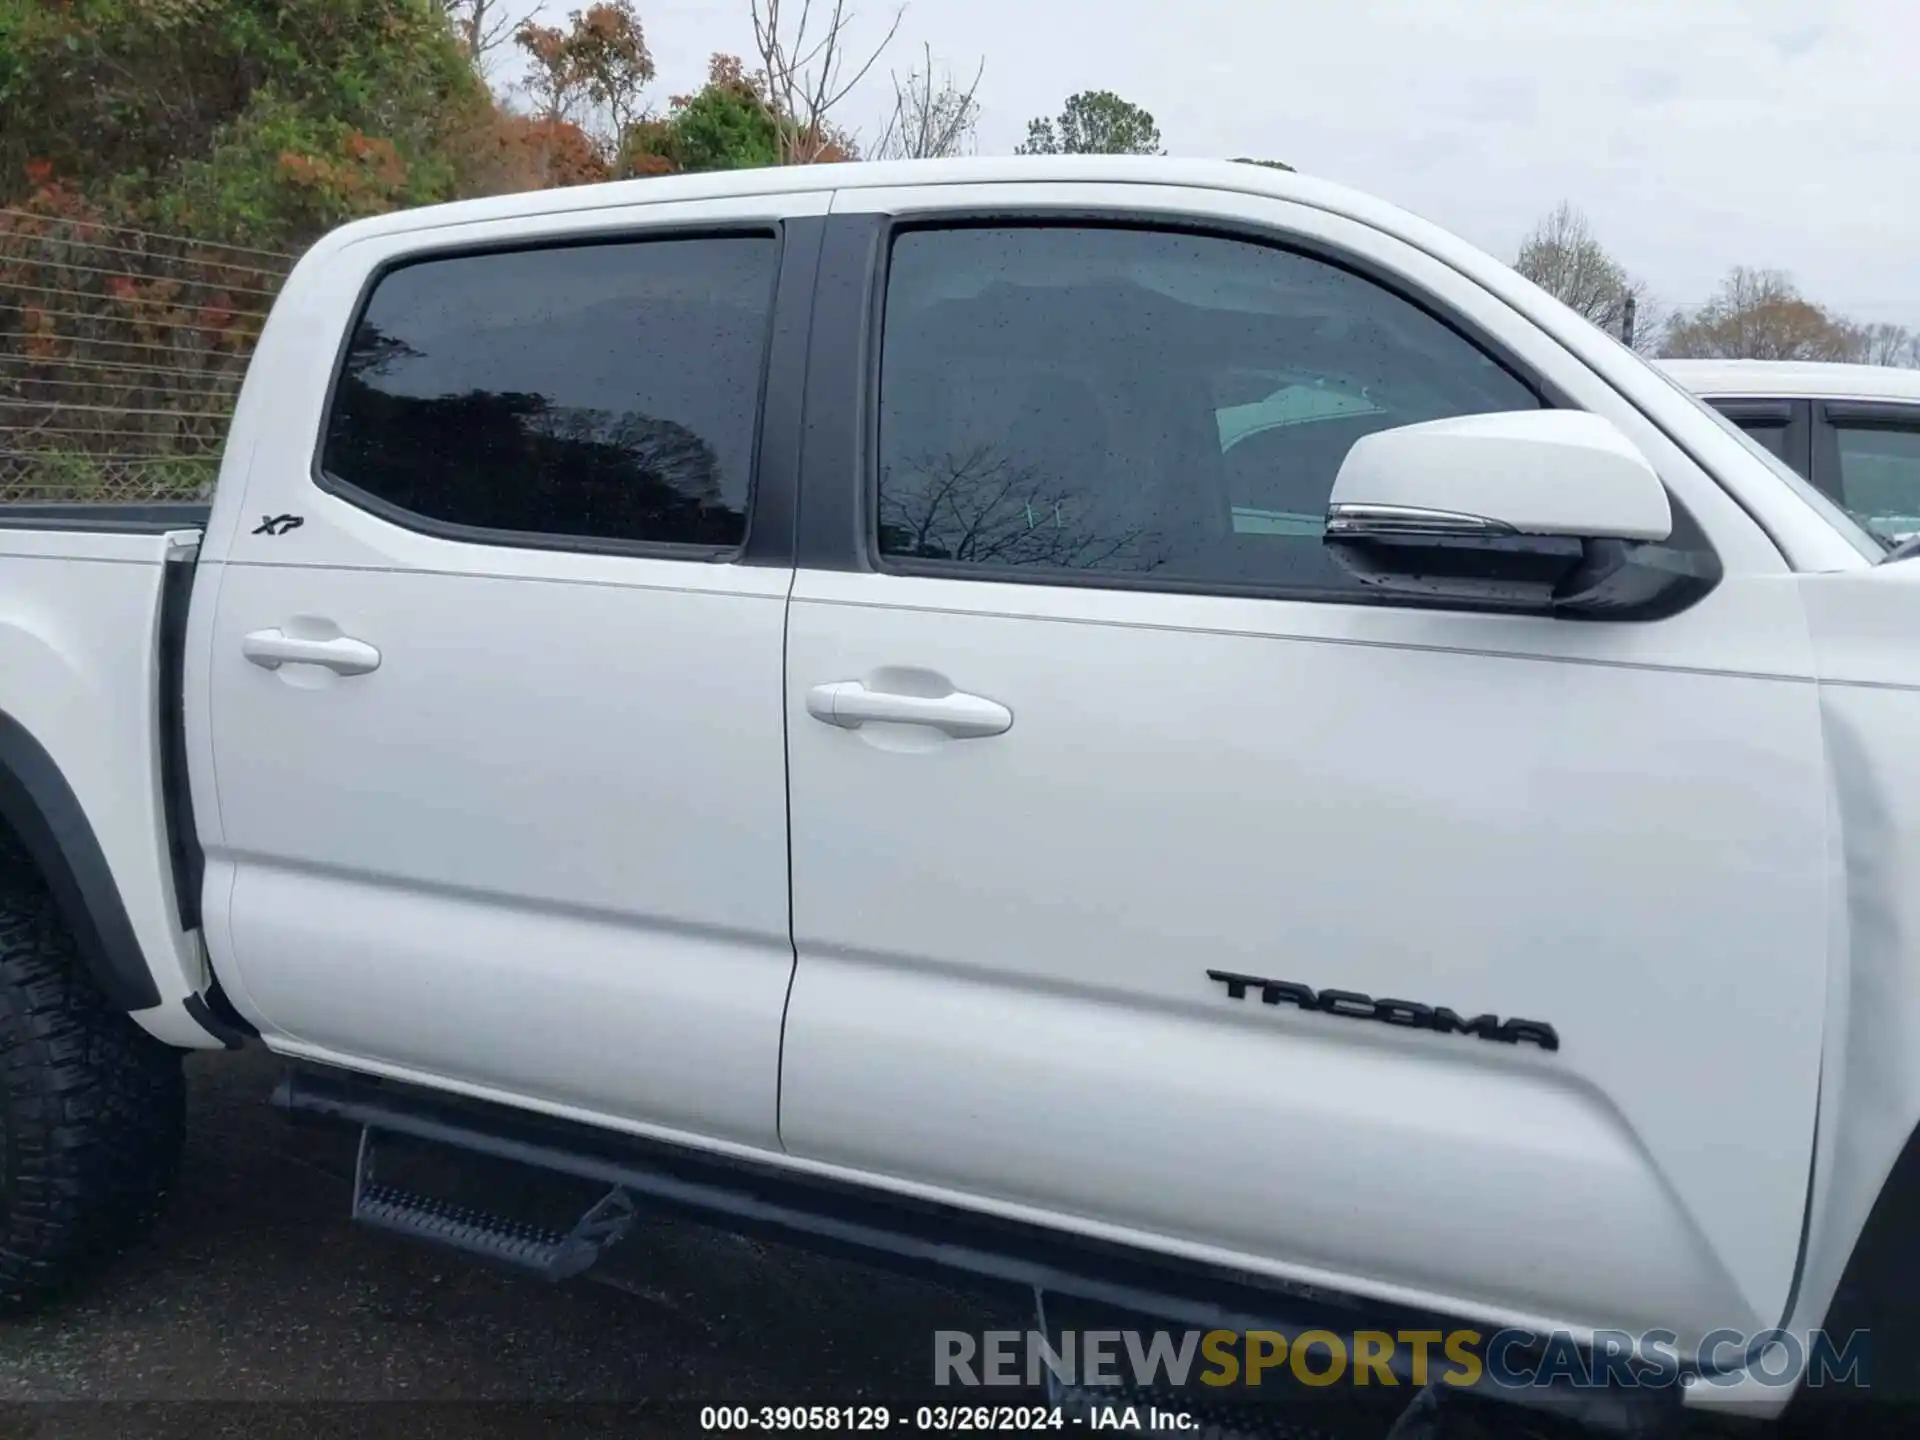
[0,511,228,1047]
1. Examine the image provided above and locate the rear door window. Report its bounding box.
[320,233,779,551]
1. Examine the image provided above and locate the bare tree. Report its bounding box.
[879,446,1162,571]
[750,0,905,163]
[1515,202,1658,352]
[445,0,533,71]
[1856,321,1920,369]
[872,44,984,160]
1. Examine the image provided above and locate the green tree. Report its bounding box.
[658,83,781,172]
[624,55,782,175]
[1016,90,1163,155]
[622,52,864,176]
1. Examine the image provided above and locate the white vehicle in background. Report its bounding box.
[1660,358,1920,545]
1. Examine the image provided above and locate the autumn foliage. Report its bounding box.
[0,0,898,503]
[0,0,492,252]
[468,115,613,192]
[1,163,287,502]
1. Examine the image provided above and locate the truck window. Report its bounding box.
[318,234,778,550]
[1833,421,1920,545]
[873,224,1543,595]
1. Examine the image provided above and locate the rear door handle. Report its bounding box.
[806,681,1012,739]
[242,628,381,676]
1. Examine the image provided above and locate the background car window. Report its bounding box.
[1731,419,1790,464]
[1642,368,1883,561]
[875,225,1543,594]
[320,235,777,548]
[1835,423,1920,544]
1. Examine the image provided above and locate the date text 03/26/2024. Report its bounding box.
[698,1405,1198,1432]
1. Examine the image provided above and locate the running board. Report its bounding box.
[350,1127,636,1280]
[273,1063,1683,1437]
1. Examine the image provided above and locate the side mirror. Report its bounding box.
[1322,411,1712,618]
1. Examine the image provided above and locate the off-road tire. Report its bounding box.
[0,856,185,1311]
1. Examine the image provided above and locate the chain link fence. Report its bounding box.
[0,207,292,505]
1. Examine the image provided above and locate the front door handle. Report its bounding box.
[242,628,381,676]
[806,681,1012,739]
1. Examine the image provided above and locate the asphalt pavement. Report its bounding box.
[0,1049,1821,1440]
[0,1047,1031,1438]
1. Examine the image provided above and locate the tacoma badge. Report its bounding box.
[1206,970,1559,1052]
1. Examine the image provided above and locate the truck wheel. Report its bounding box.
[0,876,185,1311]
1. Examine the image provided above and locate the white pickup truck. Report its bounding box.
[3,156,1917,1433]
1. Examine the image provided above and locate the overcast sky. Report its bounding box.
[493,0,1920,327]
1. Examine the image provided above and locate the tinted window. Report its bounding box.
[321,235,777,548]
[1661,379,1883,561]
[1835,422,1920,544]
[875,226,1541,593]
[1733,419,1790,464]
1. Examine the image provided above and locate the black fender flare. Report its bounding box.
[1788,1126,1920,1420]
[0,708,162,1011]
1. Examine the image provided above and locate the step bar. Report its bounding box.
[349,1126,637,1280]
[274,1062,1684,1435]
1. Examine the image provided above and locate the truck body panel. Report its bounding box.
[7,159,1920,1421]
[0,522,215,1045]
[783,180,1836,1348]
[179,189,829,1146]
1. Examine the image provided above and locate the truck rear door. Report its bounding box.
[186,193,825,1148]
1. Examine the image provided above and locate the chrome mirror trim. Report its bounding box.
[1324,503,1519,540]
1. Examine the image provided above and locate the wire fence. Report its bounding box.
[0,207,293,505]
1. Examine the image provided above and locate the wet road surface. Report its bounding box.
[0,1048,1029,1437]
[0,1049,1864,1440]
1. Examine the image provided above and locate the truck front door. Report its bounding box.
[777,184,1831,1349]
